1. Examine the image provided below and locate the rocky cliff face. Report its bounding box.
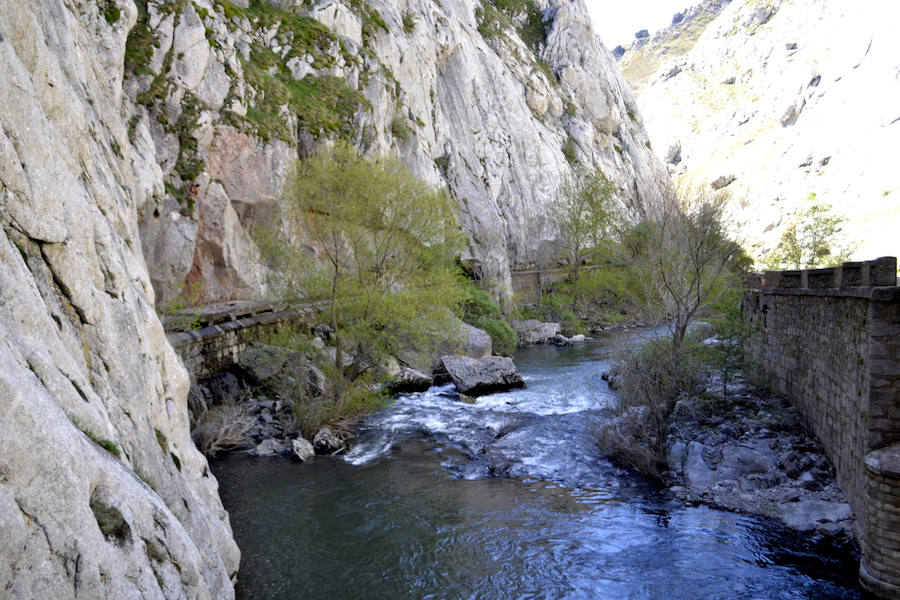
[129,0,670,303]
[0,0,665,596]
[615,0,730,95]
[632,0,900,261]
[0,1,238,598]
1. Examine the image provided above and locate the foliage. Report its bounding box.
[599,185,750,480]
[632,184,748,350]
[516,289,586,336]
[192,402,255,456]
[476,0,547,57]
[102,0,122,24]
[402,10,418,34]
[552,166,618,281]
[764,195,852,269]
[459,288,517,356]
[258,142,466,404]
[599,336,707,480]
[90,497,131,543]
[240,55,368,141]
[569,264,644,326]
[561,136,578,164]
[81,427,121,458]
[703,287,750,400]
[391,114,412,141]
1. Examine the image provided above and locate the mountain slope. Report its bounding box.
[0,0,666,596]
[633,0,900,261]
[0,1,239,597]
[616,0,731,95]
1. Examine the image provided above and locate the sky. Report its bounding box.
[584,0,693,48]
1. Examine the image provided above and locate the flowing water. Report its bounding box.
[213,332,862,599]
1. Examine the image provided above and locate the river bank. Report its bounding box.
[212,339,862,599]
[663,376,858,554]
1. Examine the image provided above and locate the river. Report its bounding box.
[212,332,862,599]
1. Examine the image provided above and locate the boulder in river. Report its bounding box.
[440,355,525,397]
[313,427,343,455]
[512,319,561,345]
[388,367,434,393]
[254,438,289,456]
[292,437,315,462]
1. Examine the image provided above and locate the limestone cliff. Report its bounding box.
[615,0,731,95]
[632,0,900,261]
[0,0,666,597]
[0,1,238,598]
[129,0,671,304]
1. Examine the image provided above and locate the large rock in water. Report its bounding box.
[512,320,562,345]
[441,356,525,397]
[0,1,238,597]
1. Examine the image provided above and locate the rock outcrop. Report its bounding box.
[0,0,239,597]
[126,0,670,303]
[441,355,525,396]
[632,0,900,262]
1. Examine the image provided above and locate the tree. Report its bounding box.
[635,185,747,351]
[552,166,618,280]
[258,142,465,403]
[765,194,852,269]
[600,185,750,479]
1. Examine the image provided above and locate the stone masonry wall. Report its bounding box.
[165,301,310,380]
[743,257,900,599]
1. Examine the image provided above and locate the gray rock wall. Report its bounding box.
[743,258,900,598]
[127,0,670,304]
[0,1,239,597]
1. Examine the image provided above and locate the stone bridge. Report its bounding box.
[743,257,900,598]
[165,301,312,379]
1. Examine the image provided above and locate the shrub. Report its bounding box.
[90,496,131,544]
[402,11,418,34]
[516,290,586,336]
[192,403,254,457]
[599,337,705,480]
[458,288,517,355]
[562,136,578,164]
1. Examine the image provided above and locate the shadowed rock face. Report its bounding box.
[130,0,670,304]
[0,1,238,597]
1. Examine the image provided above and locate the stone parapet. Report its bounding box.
[862,445,900,598]
[743,257,900,598]
[167,305,311,379]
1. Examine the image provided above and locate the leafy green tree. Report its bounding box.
[765,194,852,269]
[552,166,618,280]
[258,142,465,403]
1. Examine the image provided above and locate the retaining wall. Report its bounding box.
[165,301,310,379]
[743,257,900,598]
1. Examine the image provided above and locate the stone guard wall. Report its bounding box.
[743,257,900,598]
[165,301,310,379]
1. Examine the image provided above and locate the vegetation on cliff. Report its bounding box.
[256,142,465,406]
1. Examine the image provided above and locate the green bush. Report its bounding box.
[516,290,586,336]
[475,317,517,356]
[458,288,517,355]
